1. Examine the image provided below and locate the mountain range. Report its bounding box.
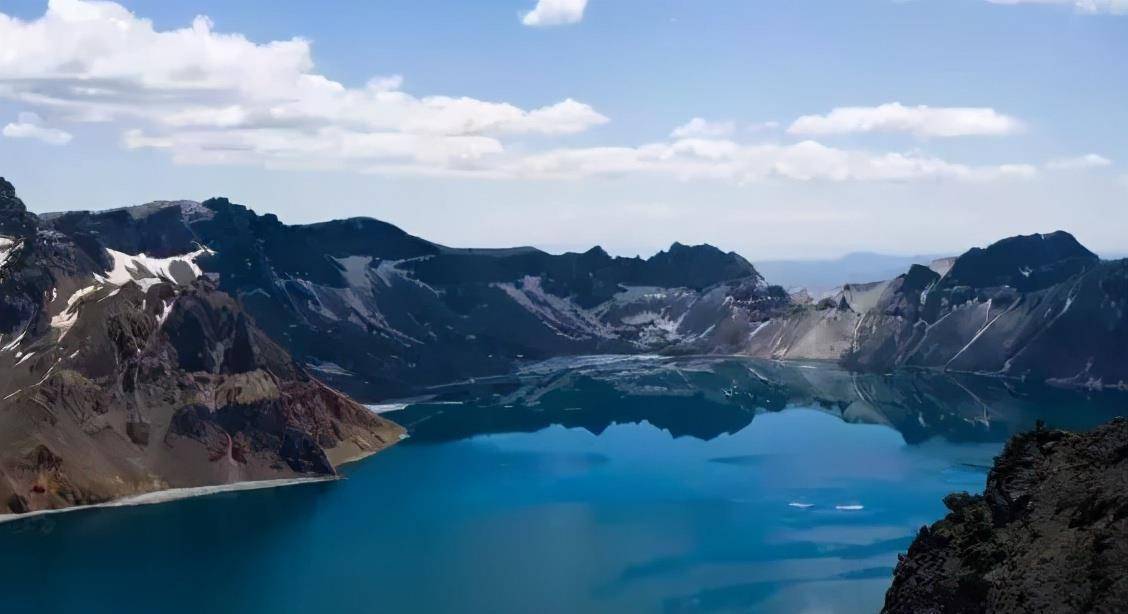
[3,175,1127,515]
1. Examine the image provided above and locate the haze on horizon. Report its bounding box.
[0,0,1125,260]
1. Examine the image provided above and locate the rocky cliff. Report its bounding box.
[0,179,402,517]
[882,418,1128,613]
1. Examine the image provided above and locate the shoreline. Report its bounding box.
[0,476,338,526]
[1,433,406,527]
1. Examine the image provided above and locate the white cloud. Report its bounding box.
[0,1,1040,185]
[509,138,1037,183]
[788,102,1023,138]
[986,0,1128,15]
[0,0,607,172]
[1046,154,1113,170]
[522,0,588,26]
[2,111,73,145]
[670,118,736,139]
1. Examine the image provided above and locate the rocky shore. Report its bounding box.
[883,418,1128,613]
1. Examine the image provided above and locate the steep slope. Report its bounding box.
[0,179,401,517]
[744,232,1128,389]
[883,419,1128,613]
[43,196,787,399]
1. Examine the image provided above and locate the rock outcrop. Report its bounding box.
[883,418,1128,613]
[0,179,402,517]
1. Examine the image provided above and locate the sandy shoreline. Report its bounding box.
[0,476,338,526]
[1,432,405,526]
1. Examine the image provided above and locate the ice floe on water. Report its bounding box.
[517,354,667,375]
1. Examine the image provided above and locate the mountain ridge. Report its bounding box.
[11,180,1128,402]
[0,179,402,517]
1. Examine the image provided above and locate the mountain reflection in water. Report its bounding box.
[392,356,1124,446]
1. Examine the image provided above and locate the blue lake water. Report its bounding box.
[1,357,1123,613]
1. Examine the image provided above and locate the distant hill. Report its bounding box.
[755,252,948,296]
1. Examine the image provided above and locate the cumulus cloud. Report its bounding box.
[788,102,1023,138]
[1046,154,1113,170]
[2,111,73,145]
[0,1,1040,185]
[985,0,1128,15]
[522,0,588,26]
[0,0,607,172]
[510,138,1038,183]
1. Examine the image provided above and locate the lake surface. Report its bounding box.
[2,357,1124,613]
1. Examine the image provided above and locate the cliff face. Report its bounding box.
[882,418,1128,613]
[0,179,402,517]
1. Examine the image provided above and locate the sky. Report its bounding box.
[0,0,1126,260]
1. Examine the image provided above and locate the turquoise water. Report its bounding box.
[1,358,1122,613]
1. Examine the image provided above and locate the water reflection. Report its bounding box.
[2,357,1124,614]
[394,356,1125,445]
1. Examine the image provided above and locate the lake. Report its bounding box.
[2,357,1123,613]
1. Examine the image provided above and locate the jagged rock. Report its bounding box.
[279,427,334,474]
[0,176,38,237]
[883,418,1128,613]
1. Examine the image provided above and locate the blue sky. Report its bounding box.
[0,0,1125,259]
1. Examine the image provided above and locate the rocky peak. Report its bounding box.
[0,177,20,207]
[0,177,39,237]
[943,230,1099,292]
[641,242,761,289]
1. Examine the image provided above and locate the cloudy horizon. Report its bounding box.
[1,0,1125,260]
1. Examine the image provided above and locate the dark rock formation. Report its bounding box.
[883,418,1128,613]
[0,176,39,237]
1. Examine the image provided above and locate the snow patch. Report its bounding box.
[95,247,212,291]
[50,284,100,340]
[0,237,17,269]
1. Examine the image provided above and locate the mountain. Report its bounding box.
[41,195,788,400]
[743,232,1128,389]
[883,418,1128,613]
[5,175,1128,514]
[0,179,401,517]
[14,180,1128,415]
